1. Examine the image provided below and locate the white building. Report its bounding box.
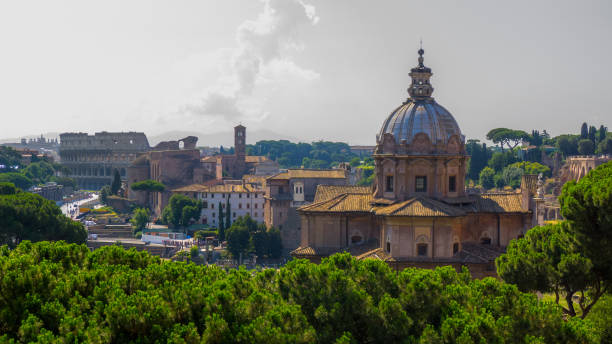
[172,183,265,227]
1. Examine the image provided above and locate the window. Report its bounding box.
[386,242,391,253]
[351,235,363,244]
[415,176,427,192]
[254,204,258,209]
[453,243,459,254]
[246,204,250,209]
[385,175,394,192]
[449,176,456,193]
[222,194,225,198]
[238,204,242,209]
[417,243,428,256]
[211,194,214,198]
[212,213,215,217]
[239,194,242,198]
[211,204,214,209]
[481,237,491,245]
[254,212,258,217]
[247,194,250,198]
[233,212,236,218]
[203,202,208,209]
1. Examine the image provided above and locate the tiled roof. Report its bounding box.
[356,242,504,264]
[299,193,374,213]
[172,183,260,193]
[268,169,347,180]
[242,174,268,186]
[245,156,269,163]
[376,196,465,217]
[466,193,527,213]
[200,156,217,163]
[292,240,379,257]
[455,242,505,263]
[314,185,370,203]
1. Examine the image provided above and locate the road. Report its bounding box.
[61,193,99,219]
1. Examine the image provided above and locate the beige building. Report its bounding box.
[293,49,534,278]
[264,169,349,251]
[172,183,266,226]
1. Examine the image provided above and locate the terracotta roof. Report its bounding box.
[299,192,374,213]
[466,193,527,213]
[292,240,379,257]
[245,156,268,163]
[172,183,260,193]
[356,243,504,264]
[268,169,347,181]
[314,185,370,203]
[242,174,268,186]
[375,196,465,217]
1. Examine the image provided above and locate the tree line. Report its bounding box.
[245,140,361,169]
[466,123,611,190]
[496,161,612,340]
[0,241,599,343]
[0,146,76,190]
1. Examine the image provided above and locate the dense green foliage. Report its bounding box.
[161,194,203,229]
[560,161,612,283]
[246,140,360,169]
[0,172,33,190]
[130,179,166,193]
[111,169,121,195]
[486,128,529,151]
[130,179,166,209]
[479,167,495,189]
[0,192,86,248]
[130,208,150,234]
[99,185,111,205]
[0,182,19,195]
[226,215,282,259]
[0,241,599,343]
[0,146,22,172]
[466,139,491,182]
[497,223,607,318]
[1,147,76,190]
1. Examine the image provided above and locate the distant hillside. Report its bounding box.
[148,129,301,147]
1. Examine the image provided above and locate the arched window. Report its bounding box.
[481,237,491,245]
[417,243,428,256]
[351,235,363,244]
[453,243,459,254]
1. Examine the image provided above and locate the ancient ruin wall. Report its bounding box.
[59,132,150,190]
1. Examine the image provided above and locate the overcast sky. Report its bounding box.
[0,0,610,145]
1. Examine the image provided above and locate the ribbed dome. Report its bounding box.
[378,99,462,145]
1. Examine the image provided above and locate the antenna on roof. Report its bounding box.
[420,38,423,50]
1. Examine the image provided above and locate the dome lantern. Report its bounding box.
[407,48,434,100]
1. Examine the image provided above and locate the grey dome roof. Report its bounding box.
[378,99,463,145]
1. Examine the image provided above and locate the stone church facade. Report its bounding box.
[292,49,534,278]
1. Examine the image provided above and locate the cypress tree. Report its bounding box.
[218,202,225,240]
[225,197,232,228]
[111,169,121,195]
[580,122,588,139]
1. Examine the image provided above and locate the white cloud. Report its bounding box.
[183,0,320,121]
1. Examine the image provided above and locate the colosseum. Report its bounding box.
[59,132,150,190]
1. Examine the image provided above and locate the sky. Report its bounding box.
[0,0,611,146]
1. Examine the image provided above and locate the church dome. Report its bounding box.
[378,48,463,146]
[379,100,462,145]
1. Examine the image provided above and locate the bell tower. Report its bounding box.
[234,124,246,158]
